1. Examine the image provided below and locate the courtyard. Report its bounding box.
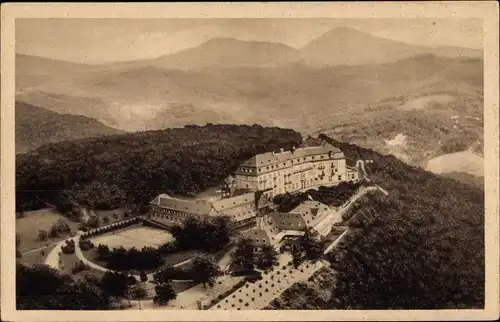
[90,226,175,250]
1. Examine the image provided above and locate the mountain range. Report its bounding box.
[15,27,483,176]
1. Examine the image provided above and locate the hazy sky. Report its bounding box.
[16,18,483,64]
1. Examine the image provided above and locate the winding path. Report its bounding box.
[43,238,68,270]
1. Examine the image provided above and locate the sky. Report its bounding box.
[16,18,483,64]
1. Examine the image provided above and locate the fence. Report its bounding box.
[80,217,142,239]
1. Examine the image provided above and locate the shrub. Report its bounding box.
[61,244,75,254]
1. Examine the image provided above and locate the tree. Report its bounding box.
[16,264,113,310]
[140,271,148,284]
[302,229,324,261]
[37,230,48,241]
[153,282,177,306]
[231,238,256,271]
[258,245,278,269]
[97,244,110,257]
[191,255,220,288]
[16,233,21,250]
[291,246,303,268]
[100,271,136,298]
[130,285,148,300]
[86,216,100,228]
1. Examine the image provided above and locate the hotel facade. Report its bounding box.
[232,144,357,199]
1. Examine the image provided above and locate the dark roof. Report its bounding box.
[269,212,306,230]
[240,228,271,247]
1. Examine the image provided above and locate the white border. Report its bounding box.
[1,2,499,321]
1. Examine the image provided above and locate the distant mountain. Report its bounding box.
[16,54,96,90]
[300,27,482,66]
[15,101,124,154]
[110,38,302,70]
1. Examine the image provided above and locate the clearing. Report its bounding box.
[16,209,80,253]
[399,95,455,110]
[425,150,484,177]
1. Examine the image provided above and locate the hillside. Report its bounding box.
[16,54,96,91]
[268,134,484,309]
[15,101,124,154]
[15,124,302,212]
[300,27,482,66]
[16,54,482,135]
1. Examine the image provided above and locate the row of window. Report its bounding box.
[240,158,341,174]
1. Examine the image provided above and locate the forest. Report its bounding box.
[271,134,485,309]
[15,124,302,212]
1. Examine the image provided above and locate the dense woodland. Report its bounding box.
[273,134,484,309]
[16,124,302,212]
[16,264,115,310]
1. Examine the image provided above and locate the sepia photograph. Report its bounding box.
[1,2,499,321]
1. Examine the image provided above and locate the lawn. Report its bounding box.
[16,244,56,267]
[59,250,105,280]
[16,209,80,253]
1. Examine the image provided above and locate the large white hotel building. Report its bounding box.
[232,143,358,199]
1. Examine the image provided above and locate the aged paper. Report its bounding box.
[1,2,499,321]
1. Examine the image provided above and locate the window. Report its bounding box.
[338,175,342,180]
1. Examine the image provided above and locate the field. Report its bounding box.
[90,226,174,250]
[16,209,80,253]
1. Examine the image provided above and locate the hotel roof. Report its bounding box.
[151,191,257,216]
[240,145,344,169]
[150,194,213,215]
